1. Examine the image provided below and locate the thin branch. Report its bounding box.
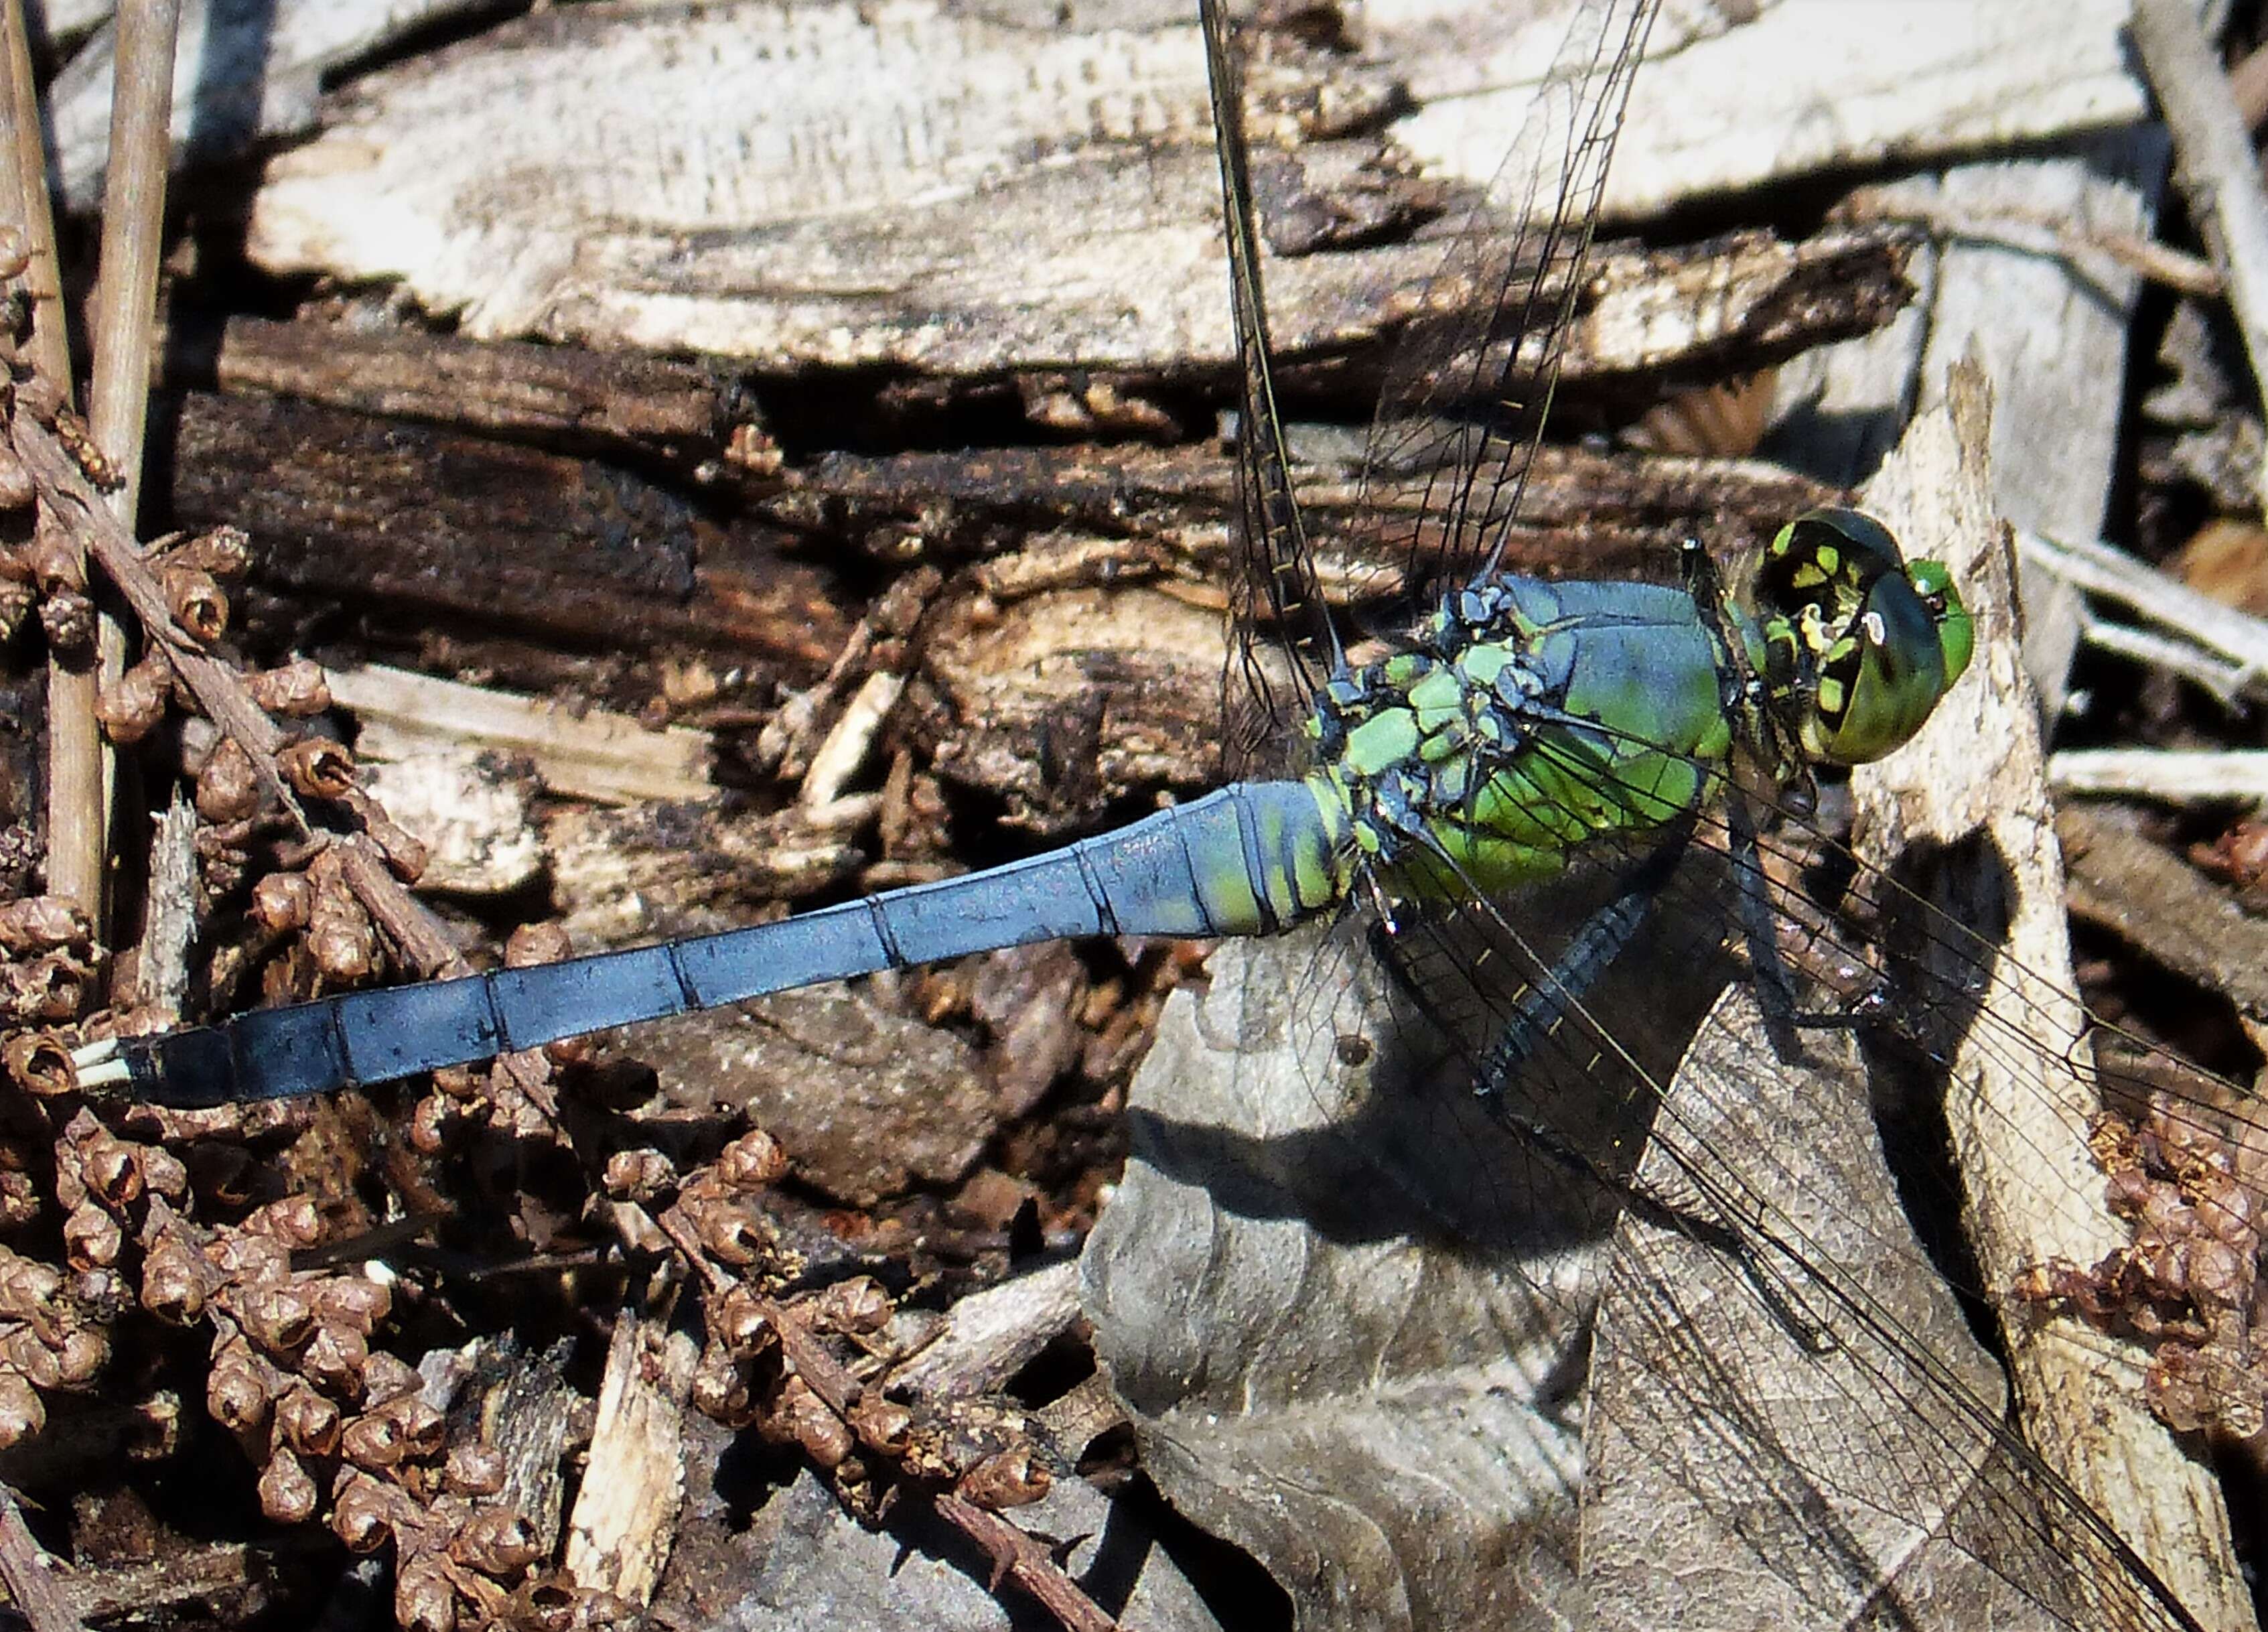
[2048,747,2268,805]
[0,0,104,919]
[81,0,185,926]
[2132,0,2268,521]
[0,0,68,385]
[2016,529,2268,696]
[0,1483,87,1632]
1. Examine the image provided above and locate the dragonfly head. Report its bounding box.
[1760,507,1974,766]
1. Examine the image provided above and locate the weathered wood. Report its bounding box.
[228,0,2025,372]
[188,317,743,470]
[157,391,849,677]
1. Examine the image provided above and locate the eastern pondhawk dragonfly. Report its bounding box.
[65,1,2257,1627]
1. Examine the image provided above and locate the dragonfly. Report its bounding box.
[64,1,2252,1627]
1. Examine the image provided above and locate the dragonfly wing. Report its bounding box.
[1082,923,1598,1629]
[1201,0,1341,765]
[1357,0,1660,606]
[1200,0,1661,772]
[1588,985,2078,1632]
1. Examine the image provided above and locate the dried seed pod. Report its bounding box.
[39,589,94,653]
[273,1382,342,1457]
[306,875,378,983]
[1,1031,74,1095]
[331,1471,406,1553]
[847,1394,912,1457]
[233,1283,317,1353]
[715,1130,788,1191]
[258,1445,319,1524]
[194,738,262,825]
[141,1233,210,1324]
[62,1200,123,1270]
[399,1394,447,1456]
[443,1442,507,1497]
[163,525,251,580]
[342,1392,445,1469]
[74,1124,143,1209]
[957,1446,1050,1509]
[23,527,84,595]
[249,1194,324,1249]
[0,1170,38,1228]
[251,870,314,933]
[395,1554,459,1632]
[601,1149,675,1203]
[688,1348,753,1427]
[0,896,88,953]
[0,1370,44,1450]
[451,1508,542,1575]
[157,563,228,643]
[807,1277,890,1337]
[0,224,29,279]
[95,651,172,744]
[71,1266,129,1322]
[689,1199,768,1267]
[52,1326,106,1386]
[301,1320,370,1397]
[0,1249,64,1324]
[139,1143,190,1201]
[313,1274,392,1335]
[4,950,96,1022]
[206,1342,277,1434]
[248,658,332,717]
[0,580,31,642]
[770,1375,851,1471]
[710,1285,772,1356]
[207,1225,291,1285]
[0,1329,61,1391]
[409,1093,451,1154]
[340,1405,412,1470]
[278,736,356,801]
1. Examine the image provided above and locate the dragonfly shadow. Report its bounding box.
[1125,872,1742,1265]
[1849,825,2018,1319]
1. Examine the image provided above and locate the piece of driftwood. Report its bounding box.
[184,317,745,472]
[1857,363,2251,1631]
[2059,803,2268,1021]
[224,0,2140,372]
[155,391,849,675]
[2051,746,2268,805]
[562,1312,697,1609]
[43,0,480,208]
[329,664,713,807]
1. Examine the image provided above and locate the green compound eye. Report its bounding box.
[1762,508,1974,766]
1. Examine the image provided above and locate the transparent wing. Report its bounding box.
[1200,0,1660,766]
[1356,0,1659,606]
[1094,716,2236,1628]
[1200,0,1340,762]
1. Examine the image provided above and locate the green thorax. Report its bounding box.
[1297,508,1973,902]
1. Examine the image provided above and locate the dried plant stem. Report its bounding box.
[0,1482,86,1632]
[80,0,184,921]
[0,0,66,385]
[0,0,102,918]
[2133,0,2268,522]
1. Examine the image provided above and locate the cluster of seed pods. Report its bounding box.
[2017,1092,2268,1442]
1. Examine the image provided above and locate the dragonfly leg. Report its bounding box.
[1468,825,1693,1097]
